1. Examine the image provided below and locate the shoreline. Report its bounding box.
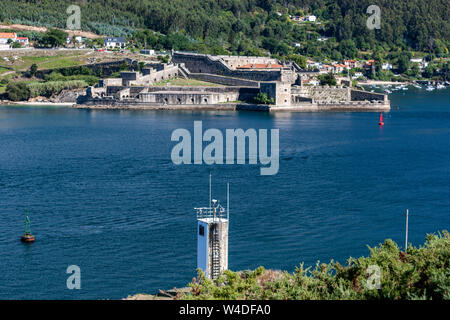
[71,101,390,112]
[0,101,75,107]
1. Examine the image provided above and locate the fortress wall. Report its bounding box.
[172,52,284,82]
[189,73,260,87]
[351,89,387,102]
[219,56,279,69]
[121,65,180,86]
[295,86,351,103]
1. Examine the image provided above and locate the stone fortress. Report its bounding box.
[76,51,390,111]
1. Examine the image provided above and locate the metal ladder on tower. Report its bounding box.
[211,225,221,279]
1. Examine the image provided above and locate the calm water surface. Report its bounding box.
[0,88,449,299]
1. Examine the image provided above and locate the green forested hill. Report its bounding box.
[1,0,449,58]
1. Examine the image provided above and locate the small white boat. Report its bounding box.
[426,86,435,91]
[436,84,445,89]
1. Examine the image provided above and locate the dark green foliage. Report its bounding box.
[318,72,337,86]
[184,231,450,300]
[40,28,68,47]
[253,92,275,104]
[29,64,38,77]
[1,0,448,57]
[6,82,30,101]
[157,55,169,64]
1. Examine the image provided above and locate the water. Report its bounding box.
[0,88,449,299]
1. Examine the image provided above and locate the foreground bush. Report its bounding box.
[184,231,449,300]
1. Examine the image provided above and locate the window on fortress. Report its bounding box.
[199,225,204,236]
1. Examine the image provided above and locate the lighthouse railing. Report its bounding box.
[195,204,227,220]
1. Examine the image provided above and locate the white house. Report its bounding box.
[104,37,126,49]
[15,37,29,47]
[0,32,17,44]
[410,58,428,69]
[352,72,364,79]
[306,15,317,22]
[140,49,155,55]
[381,63,393,70]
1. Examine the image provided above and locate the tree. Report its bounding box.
[29,64,38,78]
[286,54,307,69]
[254,92,274,104]
[41,28,68,47]
[338,39,357,59]
[318,73,337,86]
[6,82,30,101]
[397,55,410,74]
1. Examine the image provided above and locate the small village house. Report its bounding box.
[344,59,357,69]
[333,64,346,74]
[15,37,29,47]
[381,63,393,70]
[410,58,428,69]
[0,32,17,44]
[104,37,126,49]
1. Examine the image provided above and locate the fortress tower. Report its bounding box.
[195,176,229,280]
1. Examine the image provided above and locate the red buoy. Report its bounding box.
[379,112,384,126]
[21,234,35,243]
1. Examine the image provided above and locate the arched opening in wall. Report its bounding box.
[199,69,202,73]
[191,98,195,103]
[164,98,168,104]
[227,98,229,102]
[204,98,208,103]
[177,98,182,103]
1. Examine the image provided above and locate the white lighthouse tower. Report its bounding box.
[195,175,229,280]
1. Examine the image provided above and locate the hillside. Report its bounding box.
[1,0,449,59]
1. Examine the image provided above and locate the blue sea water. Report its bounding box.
[0,88,449,299]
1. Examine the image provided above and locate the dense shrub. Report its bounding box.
[318,73,337,86]
[184,231,450,300]
[27,80,88,98]
[253,92,275,105]
[6,82,30,101]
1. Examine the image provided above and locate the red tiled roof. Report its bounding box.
[0,32,16,39]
